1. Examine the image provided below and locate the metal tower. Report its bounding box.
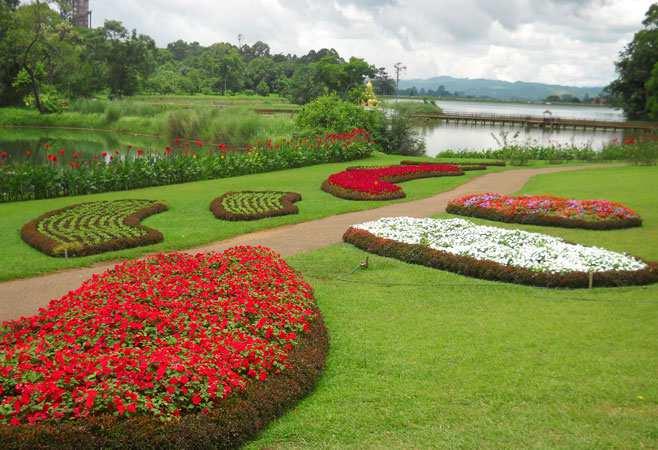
[71,0,91,28]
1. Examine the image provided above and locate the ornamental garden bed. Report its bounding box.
[447,193,642,230]
[343,217,658,288]
[0,246,328,449]
[21,199,168,257]
[322,164,464,201]
[211,191,302,221]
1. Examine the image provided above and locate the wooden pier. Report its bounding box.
[412,111,658,132]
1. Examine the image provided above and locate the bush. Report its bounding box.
[295,95,383,136]
[378,112,426,156]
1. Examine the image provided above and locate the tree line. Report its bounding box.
[0,0,398,112]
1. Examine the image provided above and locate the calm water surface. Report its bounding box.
[406,99,628,156]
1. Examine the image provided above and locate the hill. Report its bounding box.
[398,76,604,101]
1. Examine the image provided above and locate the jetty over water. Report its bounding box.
[412,111,658,132]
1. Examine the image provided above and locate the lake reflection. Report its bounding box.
[401,99,628,156]
[418,122,623,156]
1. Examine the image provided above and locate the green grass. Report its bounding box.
[0,153,518,281]
[246,164,658,449]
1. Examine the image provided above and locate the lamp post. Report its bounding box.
[394,62,406,101]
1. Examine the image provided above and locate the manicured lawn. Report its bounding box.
[248,165,658,449]
[0,153,511,281]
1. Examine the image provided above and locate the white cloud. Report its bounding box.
[85,0,654,86]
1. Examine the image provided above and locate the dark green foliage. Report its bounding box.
[607,3,658,118]
[295,95,383,135]
[377,112,426,156]
[0,312,329,450]
[211,191,302,221]
[0,4,380,107]
[21,199,167,257]
[343,227,658,289]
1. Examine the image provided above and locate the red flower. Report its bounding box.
[327,164,462,196]
[136,149,144,157]
[58,148,65,156]
[47,154,58,163]
[0,247,317,425]
[0,151,8,160]
[101,151,108,158]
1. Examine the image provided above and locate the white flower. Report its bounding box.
[351,217,646,274]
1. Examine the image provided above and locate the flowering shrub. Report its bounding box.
[21,200,168,257]
[447,193,642,230]
[322,164,463,201]
[0,129,376,203]
[0,246,327,448]
[344,217,658,288]
[211,191,302,221]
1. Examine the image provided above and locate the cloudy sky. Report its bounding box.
[88,0,655,87]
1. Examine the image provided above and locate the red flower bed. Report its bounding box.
[322,164,463,200]
[0,247,327,448]
[447,193,642,229]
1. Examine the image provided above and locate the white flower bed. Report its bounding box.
[352,217,646,274]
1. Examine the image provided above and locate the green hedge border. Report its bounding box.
[0,309,329,450]
[210,191,302,221]
[321,169,464,201]
[20,200,168,258]
[446,203,643,230]
[399,160,489,171]
[343,227,658,289]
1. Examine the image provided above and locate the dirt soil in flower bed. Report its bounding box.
[0,247,328,449]
[21,200,168,257]
[322,164,464,201]
[211,191,302,221]
[447,194,642,230]
[343,226,658,289]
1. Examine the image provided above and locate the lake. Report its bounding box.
[397,99,629,156]
[0,128,166,165]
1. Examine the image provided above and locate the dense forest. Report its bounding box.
[1,1,657,119]
[0,0,397,113]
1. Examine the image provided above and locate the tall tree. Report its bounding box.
[607,3,658,118]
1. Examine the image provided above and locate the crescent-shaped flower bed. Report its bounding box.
[447,193,642,230]
[210,191,302,221]
[343,217,658,288]
[321,164,464,201]
[0,246,328,449]
[21,199,168,257]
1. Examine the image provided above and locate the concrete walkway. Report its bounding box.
[0,165,597,322]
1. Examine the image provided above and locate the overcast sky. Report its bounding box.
[87,0,655,87]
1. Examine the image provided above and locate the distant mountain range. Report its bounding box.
[398,76,604,101]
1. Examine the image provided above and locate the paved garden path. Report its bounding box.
[0,165,604,321]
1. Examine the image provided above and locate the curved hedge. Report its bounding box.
[447,194,642,230]
[399,160,489,171]
[0,247,328,449]
[211,191,302,221]
[343,227,658,289]
[21,199,168,257]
